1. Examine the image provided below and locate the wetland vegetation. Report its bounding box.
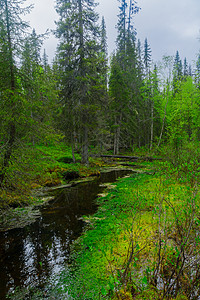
[0,0,200,299]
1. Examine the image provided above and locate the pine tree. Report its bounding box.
[188,64,192,77]
[0,2,57,188]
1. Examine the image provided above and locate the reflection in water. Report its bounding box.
[0,170,132,299]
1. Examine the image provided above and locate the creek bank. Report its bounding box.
[0,161,145,232]
[1,168,137,300]
[99,154,162,161]
[56,166,199,300]
[0,196,54,232]
[0,160,102,232]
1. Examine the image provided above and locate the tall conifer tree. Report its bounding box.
[0,0,32,185]
[55,0,106,164]
[109,0,142,153]
[173,50,183,92]
[143,37,152,75]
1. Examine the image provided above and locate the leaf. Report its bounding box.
[142,276,148,285]
[101,287,107,296]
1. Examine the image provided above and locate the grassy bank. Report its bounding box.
[0,142,108,207]
[0,142,155,210]
[2,142,200,298]
[0,143,107,230]
[50,162,200,299]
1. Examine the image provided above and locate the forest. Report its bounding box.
[0,0,200,299]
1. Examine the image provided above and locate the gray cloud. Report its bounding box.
[134,0,200,63]
[25,0,200,64]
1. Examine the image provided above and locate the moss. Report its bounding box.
[175,294,189,300]
[134,287,160,299]
[56,168,200,299]
[0,143,104,211]
[0,195,54,231]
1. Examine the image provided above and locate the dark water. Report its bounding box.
[0,169,132,299]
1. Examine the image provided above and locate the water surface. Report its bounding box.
[0,169,133,299]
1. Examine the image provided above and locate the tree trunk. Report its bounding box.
[78,0,89,165]
[157,94,169,149]
[81,125,89,165]
[5,0,15,90]
[114,126,119,155]
[114,113,122,155]
[78,0,84,62]
[150,100,154,150]
[71,133,76,163]
[0,122,16,185]
[0,0,16,186]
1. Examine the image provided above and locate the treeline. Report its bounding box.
[0,0,200,188]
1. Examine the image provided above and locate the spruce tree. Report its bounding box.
[109,54,129,154]
[100,16,108,86]
[143,37,152,75]
[21,30,57,145]
[101,16,107,56]
[141,38,153,147]
[109,0,142,153]
[0,0,32,185]
[195,54,200,89]
[173,50,183,92]
[55,0,106,164]
[183,57,188,77]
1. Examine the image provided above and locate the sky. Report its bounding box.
[25,0,200,65]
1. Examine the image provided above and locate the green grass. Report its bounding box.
[0,142,103,209]
[53,167,199,299]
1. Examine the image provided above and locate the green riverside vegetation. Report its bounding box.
[0,0,200,299]
[44,156,199,300]
[16,155,199,299]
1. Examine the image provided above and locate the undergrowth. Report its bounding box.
[0,142,104,208]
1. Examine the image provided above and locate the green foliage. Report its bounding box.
[168,77,200,144]
[143,37,152,72]
[55,0,107,164]
[134,287,160,299]
[0,0,59,189]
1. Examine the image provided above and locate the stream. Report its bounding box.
[0,169,133,299]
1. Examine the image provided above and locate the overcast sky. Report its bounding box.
[25,0,200,65]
